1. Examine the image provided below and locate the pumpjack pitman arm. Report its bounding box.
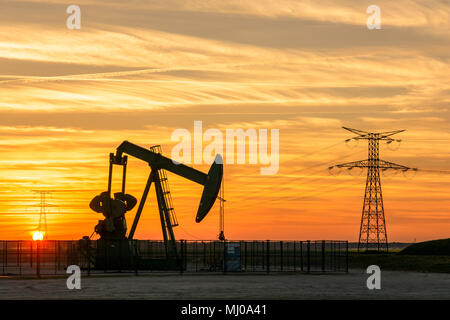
[114,141,223,223]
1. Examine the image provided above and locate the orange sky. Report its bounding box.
[0,0,449,242]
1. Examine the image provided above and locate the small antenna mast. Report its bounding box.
[32,190,54,240]
[218,172,226,241]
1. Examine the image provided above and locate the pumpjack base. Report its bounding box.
[80,239,184,271]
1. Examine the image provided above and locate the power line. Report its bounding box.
[416,169,450,174]
[231,146,364,203]
[229,177,356,211]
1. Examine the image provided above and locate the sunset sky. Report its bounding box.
[1,0,449,242]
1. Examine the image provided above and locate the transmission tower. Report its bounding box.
[32,190,53,240]
[330,127,416,252]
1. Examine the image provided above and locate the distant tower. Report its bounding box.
[33,190,53,239]
[218,175,226,241]
[331,127,416,252]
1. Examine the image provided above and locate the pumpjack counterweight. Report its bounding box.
[330,127,416,252]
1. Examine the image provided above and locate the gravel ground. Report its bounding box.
[1,269,449,300]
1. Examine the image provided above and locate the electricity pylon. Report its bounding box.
[331,127,416,252]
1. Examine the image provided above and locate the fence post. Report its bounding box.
[331,241,334,271]
[300,241,303,271]
[5,242,7,275]
[194,241,198,272]
[293,241,296,271]
[306,240,310,273]
[333,241,336,271]
[213,241,216,270]
[2,242,5,275]
[104,241,107,273]
[16,241,19,267]
[346,241,349,273]
[30,241,33,268]
[118,240,122,273]
[54,241,57,275]
[266,240,270,274]
[280,241,283,272]
[338,241,341,271]
[261,241,264,269]
[57,241,60,271]
[184,240,187,272]
[251,241,255,272]
[36,241,41,278]
[19,241,22,276]
[321,240,325,272]
[4,241,8,275]
[180,240,184,275]
[137,241,140,276]
[202,241,206,266]
[88,240,92,277]
[244,241,247,271]
[223,240,227,274]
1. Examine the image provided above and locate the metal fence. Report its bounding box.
[0,240,348,277]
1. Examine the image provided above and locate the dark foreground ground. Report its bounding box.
[1,269,449,299]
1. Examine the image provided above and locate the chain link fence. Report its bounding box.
[0,240,348,277]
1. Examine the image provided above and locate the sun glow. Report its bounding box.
[32,231,44,241]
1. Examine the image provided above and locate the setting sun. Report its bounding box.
[32,231,44,241]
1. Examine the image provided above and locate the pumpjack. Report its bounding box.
[82,141,223,270]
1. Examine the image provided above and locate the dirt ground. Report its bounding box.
[1,269,449,300]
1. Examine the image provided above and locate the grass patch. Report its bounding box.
[399,238,450,256]
[348,252,450,273]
